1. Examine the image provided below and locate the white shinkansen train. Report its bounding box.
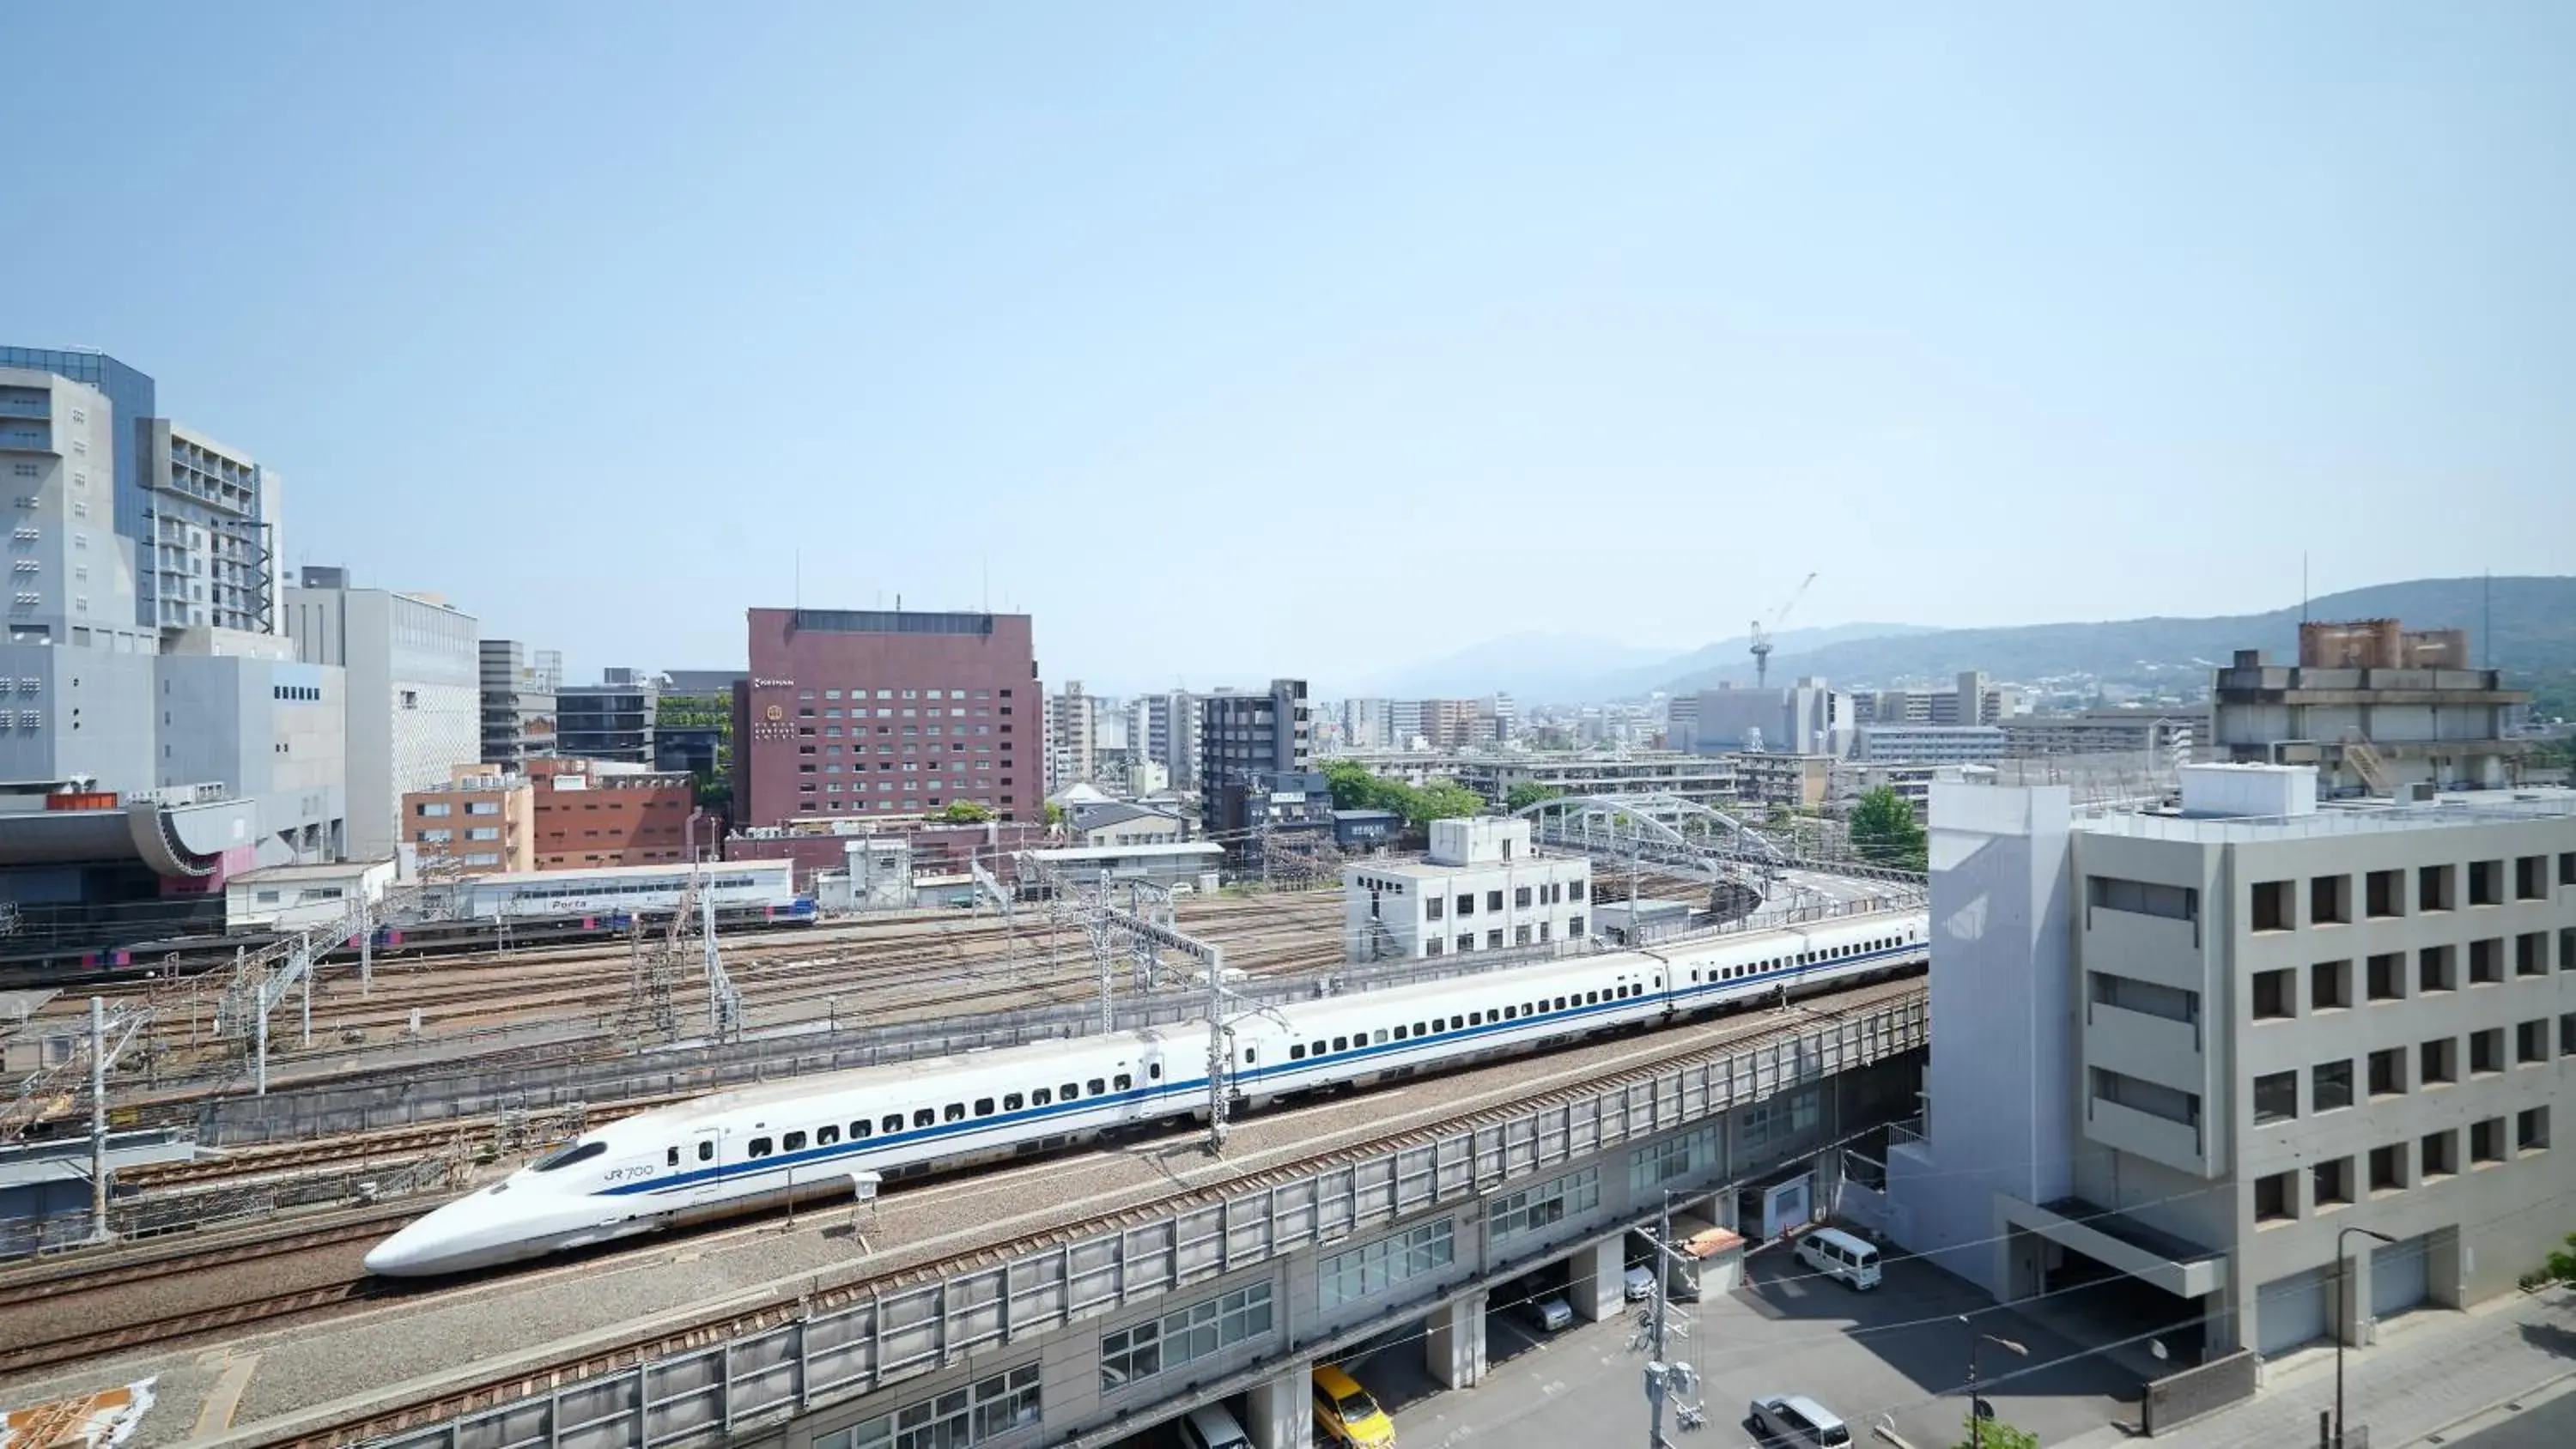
[362,910,1929,1276]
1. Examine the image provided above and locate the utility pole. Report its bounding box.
[87,997,107,1244]
[1637,1191,1704,1446]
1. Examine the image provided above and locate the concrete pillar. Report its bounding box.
[1425,1296,1486,1389]
[1568,1238,1625,1323]
[1245,1361,1313,1449]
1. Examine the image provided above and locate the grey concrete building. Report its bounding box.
[1851,723,2008,765]
[557,668,658,764]
[2212,623,2534,795]
[1885,763,2576,1362]
[1686,679,1849,757]
[478,639,559,766]
[284,567,480,859]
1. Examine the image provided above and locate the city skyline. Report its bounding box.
[9,4,2573,687]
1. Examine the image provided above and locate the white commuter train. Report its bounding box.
[362,909,1929,1276]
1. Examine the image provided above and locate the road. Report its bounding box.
[1344,1240,2142,1449]
[2434,1380,2576,1448]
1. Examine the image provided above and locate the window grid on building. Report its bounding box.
[1318,1218,1454,1309]
[1489,1166,1601,1241]
[1099,1282,1274,1391]
[1630,1125,1720,1195]
[814,1363,1041,1449]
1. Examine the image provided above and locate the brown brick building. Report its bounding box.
[528,756,696,870]
[732,609,1041,829]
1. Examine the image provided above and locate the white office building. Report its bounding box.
[283,566,479,860]
[1884,764,2576,1362]
[1343,817,1593,963]
[1852,724,2009,765]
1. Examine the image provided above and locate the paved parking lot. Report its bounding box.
[1338,1239,2147,1449]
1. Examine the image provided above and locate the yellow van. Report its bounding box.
[1311,1365,1395,1449]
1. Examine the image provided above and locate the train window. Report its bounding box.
[534,1141,607,1172]
[1291,1044,1307,1060]
[1413,1022,1426,1037]
[747,1137,774,1159]
[1087,1077,1106,1095]
[852,1120,872,1139]
[1033,1088,1052,1106]
[1115,1073,1133,1089]
[667,1146,680,1167]
[1004,1093,1024,1111]
[1555,997,1567,1010]
[886,1114,906,1134]
[1393,1025,1407,1041]
[975,1098,994,1116]
[914,1109,935,1128]
[1312,1040,1327,1057]
[1367,1028,1383,1046]
[698,1141,714,1161]
[1149,1064,1162,1080]
[945,1103,966,1122]
[1469,1012,1483,1026]
[1590,990,1602,1003]
[1503,1006,1516,1020]
[1062,1082,1078,1100]
[784,1131,807,1152]
[819,1125,841,1146]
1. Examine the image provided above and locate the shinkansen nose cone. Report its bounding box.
[362,1181,632,1276]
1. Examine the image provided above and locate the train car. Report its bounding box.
[364,909,1929,1276]
[455,861,799,921]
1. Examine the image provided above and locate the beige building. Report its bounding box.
[2212,619,2533,796]
[1734,752,1832,809]
[400,764,535,875]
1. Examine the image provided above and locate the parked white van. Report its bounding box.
[1794,1227,1882,1289]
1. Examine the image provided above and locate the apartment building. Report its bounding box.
[1851,724,2009,766]
[557,668,658,765]
[1886,764,2576,1362]
[403,764,535,875]
[1200,679,1309,838]
[1342,817,1593,963]
[733,608,1040,828]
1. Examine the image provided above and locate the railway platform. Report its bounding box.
[0,979,1929,1449]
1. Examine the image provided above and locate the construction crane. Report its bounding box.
[1748,572,1818,689]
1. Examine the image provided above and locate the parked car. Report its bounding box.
[1747,1394,1851,1446]
[1523,1294,1575,1332]
[1624,1264,1658,1300]
[1312,1364,1395,1449]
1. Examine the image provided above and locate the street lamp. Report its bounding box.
[1960,1316,2027,1449]
[2336,1226,2397,1449]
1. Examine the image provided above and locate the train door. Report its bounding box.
[688,1127,725,1204]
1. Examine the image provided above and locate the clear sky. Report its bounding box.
[8,3,2571,694]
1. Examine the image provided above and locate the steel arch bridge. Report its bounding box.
[1509,792,1791,882]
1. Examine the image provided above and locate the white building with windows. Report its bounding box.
[1342,817,1592,962]
[284,566,479,860]
[1885,763,2576,1362]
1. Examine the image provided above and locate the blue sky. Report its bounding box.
[7,3,2571,694]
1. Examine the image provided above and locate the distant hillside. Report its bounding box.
[1663,576,2576,694]
[1360,621,1935,703]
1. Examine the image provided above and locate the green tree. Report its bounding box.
[1848,785,1929,870]
[1949,1412,2040,1449]
[934,801,994,824]
[1407,779,1487,828]
[1504,782,1564,814]
[1043,801,1065,828]
[1321,758,1384,810]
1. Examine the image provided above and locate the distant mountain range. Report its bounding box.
[1350,622,1937,703]
[1672,576,2576,696]
[1349,576,2576,705]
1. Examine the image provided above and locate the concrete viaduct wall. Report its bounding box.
[347,992,1927,1449]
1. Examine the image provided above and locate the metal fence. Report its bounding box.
[350,993,1929,1449]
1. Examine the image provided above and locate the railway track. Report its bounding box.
[0,1278,392,1377]
[0,1208,420,1307]
[246,975,1926,1448]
